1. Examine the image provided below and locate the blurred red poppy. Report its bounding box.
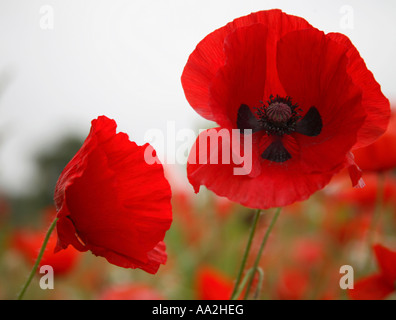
[338,173,396,210]
[276,268,310,300]
[292,238,326,268]
[54,116,173,274]
[354,112,396,172]
[171,191,203,245]
[196,266,234,300]
[98,284,164,300]
[349,244,396,300]
[12,228,80,276]
[182,9,389,209]
[213,195,237,219]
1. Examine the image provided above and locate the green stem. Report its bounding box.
[232,268,254,300]
[244,207,281,300]
[230,209,262,300]
[252,267,265,300]
[17,218,58,300]
[232,267,264,300]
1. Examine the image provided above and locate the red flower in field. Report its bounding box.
[182,9,389,209]
[214,195,237,219]
[196,266,234,300]
[292,238,326,268]
[276,268,310,300]
[12,228,80,276]
[98,284,164,300]
[332,213,373,245]
[349,244,396,300]
[172,191,204,245]
[54,116,172,274]
[354,112,396,172]
[338,173,396,210]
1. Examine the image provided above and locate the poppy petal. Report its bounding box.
[196,266,234,300]
[348,274,394,300]
[180,25,229,122]
[181,9,312,125]
[327,33,390,149]
[353,113,396,172]
[86,241,167,274]
[55,212,87,253]
[346,152,365,188]
[374,244,396,284]
[277,28,366,174]
[209,23,269,128]
[187,129,333,209]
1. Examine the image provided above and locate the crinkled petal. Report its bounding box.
[54,116,172,273]
[353,113,396,172]
[346,152,365,188]
[209,23,268,128]
[327,33,390,149]
[181,9,312,124]
[277,28,366,175]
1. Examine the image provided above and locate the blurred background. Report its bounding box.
[0,0,395,300]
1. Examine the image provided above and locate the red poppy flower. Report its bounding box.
[53,116,172,274]
[276,268,310,300]
[213,195,237,219]
[182,9,390,209]
[354,111,396,172]
[337,173,396,210]
[172,191,204,245]
[292,237,326,268]
[196,266,234,300]
[349,244,396,300]
[12,228,80,276]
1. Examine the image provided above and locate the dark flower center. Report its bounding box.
[256,95,301,136]
[236,95,323,163]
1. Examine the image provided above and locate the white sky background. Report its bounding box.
[0,0,395,195]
